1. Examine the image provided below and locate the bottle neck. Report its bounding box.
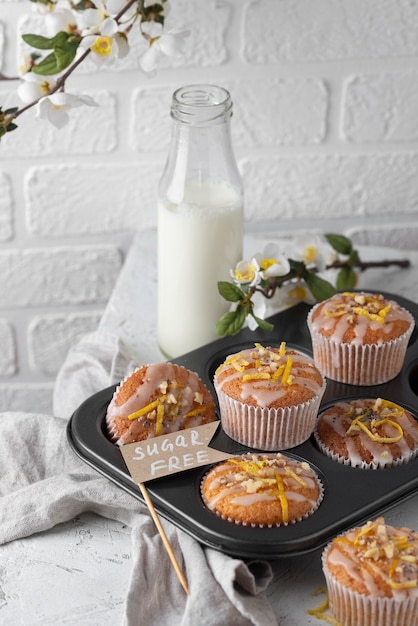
[160,84,242,204]
[171,84,233,126]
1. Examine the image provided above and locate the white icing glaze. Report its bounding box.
[310,292,413,346]
[317,399,418,467]
[326,519,418,601]
[106,363,214,445]
[216,346,324,409]
[202,453,322,523]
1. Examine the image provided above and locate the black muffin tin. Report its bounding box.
[67,291,418,559]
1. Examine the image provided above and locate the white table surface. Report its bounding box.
[1,229,417,625]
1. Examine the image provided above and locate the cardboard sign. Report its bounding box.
[120,421,232,484]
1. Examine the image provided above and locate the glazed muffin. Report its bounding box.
[315,398,418,469]
[214,342,326,450]
[307,291,414,385]
[201,452,323,527]
[322,517,418,626]
[106,362,217,446]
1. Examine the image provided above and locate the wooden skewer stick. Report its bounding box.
[138,481,190,595]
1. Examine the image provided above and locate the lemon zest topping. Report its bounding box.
[274,471,288,523]
[345,399,404,443]
[378,398,405,415]
[389,558,399,578]
[183,407,204,419]
[128,396,167,421]
[281,356,293,385]
[218,354,241,372]
[379,304,392,319]
[228,458,264,475]
[243,372,271,381]
[284,466,307,487]
[272,365,284,381]
[353,306,385,323]
[155,402,165,436]
[389,580,417,589]
[325,293,391,323]
[307,587,342,625]
[279,341,286,354]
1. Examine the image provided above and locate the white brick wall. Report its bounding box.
[1,0,417,414]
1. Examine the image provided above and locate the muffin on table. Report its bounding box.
[106,362,216,446]
[201,452,323,527]
[307,291,414,386]
[322,516,418,626]
[314,397,418,469]
[214,342,326,450]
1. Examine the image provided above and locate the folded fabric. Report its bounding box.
[0,330,277,626]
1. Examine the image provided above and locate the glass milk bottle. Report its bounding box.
[158,84,244,358]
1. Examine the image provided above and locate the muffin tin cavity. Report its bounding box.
[408,359,418,397]
[68,291,418,559]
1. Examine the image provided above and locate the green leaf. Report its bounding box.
[55,42,79,71]
[22,31,69,51]
[217,281,245,303]
[215,305,247,337]
[251,314,274,332]
[74,1,96,9]
[325,233,353,256]
[336,266,357,291]
[31,52,61,76]
[305,272,337,301]
[348,248,360,268]
[288,258,306,274]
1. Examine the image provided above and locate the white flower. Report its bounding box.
[31,1,56,14]
[233,258,261,288]
[139,23,189,71]
[78,1,108,33]
[281,280,315,307]
[292,233,339,272]
[45,7,77,36]
[35,92,98,129]
[78,0,129,34]
[81,17,129,63]
[253,243,290,279]
[18,73,53,103]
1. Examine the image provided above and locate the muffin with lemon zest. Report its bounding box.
[106,362,216,446]
[214,342,325,450]
[307,292,414,385]
[322,516,418,626]
[314,398,418,469]
[201,452,323,527]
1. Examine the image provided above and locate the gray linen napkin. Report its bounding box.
[0,331,277,626]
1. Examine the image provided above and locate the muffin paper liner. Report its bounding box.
[307,306,415,386]
[322,543,418,626]
[106,367,141,444]
[214,382,326,450]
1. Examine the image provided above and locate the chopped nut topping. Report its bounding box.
[166,393,177,404]
[242,479,266,493]
[159,380,168,394]
[194,391,203,404]
[325,293,391,324]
